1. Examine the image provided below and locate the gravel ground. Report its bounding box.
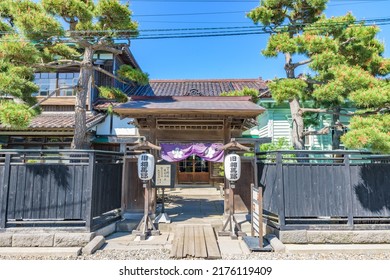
[1,249,390,260]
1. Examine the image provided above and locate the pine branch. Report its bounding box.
[92,44,123,55]
[292,59,312,69]
[302,126,330,136]
[298,74,323,85]
[340,37,356,46]
[299,108,354,116]
[259,89,271,98]
[76,39,92,48]
[299,107,388,116]
[93,66,130,85]
[34,60,81,70]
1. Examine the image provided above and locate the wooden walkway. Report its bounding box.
[170,224,221,259]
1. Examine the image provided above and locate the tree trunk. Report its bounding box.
[71,46,94,149]
[290,98,305,150]
[332,106,342,150]
[284,52,305,150]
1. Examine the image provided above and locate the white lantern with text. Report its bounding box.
[224,153,241,182]
[138,153,155,181]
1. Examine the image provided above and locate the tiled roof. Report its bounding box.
[125,78,269,97]
[94,100,121,111]
[114,96,265,118]
[0,112,106,130]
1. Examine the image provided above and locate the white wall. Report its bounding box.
[95,115,139,136]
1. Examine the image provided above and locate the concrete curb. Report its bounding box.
[0,247,82,257]
[285,244,390,254]
[264,234,286,253]
[82,236,105,255]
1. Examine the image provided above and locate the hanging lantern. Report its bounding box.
[224,153,241,182]
[138,153,155,181]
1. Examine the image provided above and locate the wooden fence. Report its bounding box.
[257,151,390,230]
[0,150,123,231]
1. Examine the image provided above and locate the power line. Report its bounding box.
[132,0,390,17]
[1,16,390,41]
[133,10,248,17]
[140,21,250,24]
[128,0,390,2]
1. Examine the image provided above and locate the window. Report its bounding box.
[33,73,57,96]
[34,72,79,97]
[7,136,72,149]
[58,73,79,96]
[178,155,209,173]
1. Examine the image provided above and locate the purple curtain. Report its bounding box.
[161,143,224,162]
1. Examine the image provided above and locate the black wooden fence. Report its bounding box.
[0,150,123,231]
[258,151,390,230]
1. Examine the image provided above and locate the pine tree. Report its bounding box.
[0,0,148,148]
[248,0,328,150]
[248,0,390,152]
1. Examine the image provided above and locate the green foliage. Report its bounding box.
[98,86,128,103]
[313,65,384,103]
[260,137,294,152]
[248,0,327,27]
[305,13,355,37]
[0,63,39,105]
[95,0,138,32]
[263,33,298,57]
[0,36,40,65]
[249,0,390,153]
[0,0,140,134]
[268,79,308,103]
[42,0,94,25]
[117,65,149,85]
[45,43,81,59]
[341,115,390,153]
[310,50,345,72]
[10,0,64,41]
[259,137,296,162]
[0,101,36,129]
[349,83,390,108]
[220,87,259,103]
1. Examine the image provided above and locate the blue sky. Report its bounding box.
[127,0,390,80]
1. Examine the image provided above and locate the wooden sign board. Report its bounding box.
[252,187,260,235]
[210,162,224,178]
[154,162,176,188]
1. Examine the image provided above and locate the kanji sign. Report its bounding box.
[155,164,171,186]
[224,154,241,182]
[137,153,155,181]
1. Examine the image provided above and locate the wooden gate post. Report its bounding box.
[85,152,95,231]
[344,155,354,228]
[276,152,286,227]
[218,181,244,239]
[0,154,11,229]
[132,181,160,240]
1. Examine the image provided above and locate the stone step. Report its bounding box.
[157,216,224,233]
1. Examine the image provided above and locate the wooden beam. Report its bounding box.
[218,139,252,152]
[127,140,161,151]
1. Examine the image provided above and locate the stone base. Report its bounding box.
[0,227,99,248]
[116,219,140,232]
[266,225,390,244]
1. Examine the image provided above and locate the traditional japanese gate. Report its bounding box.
[114,96,265,219]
